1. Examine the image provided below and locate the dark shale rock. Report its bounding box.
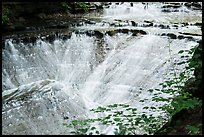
[184,2,192,7]
[114,19,122,22]
[142,23,151,27]
[106,30,118,36]
[104,2,111,6]
[184,36,194,41]
[173,25,179,28]
[161,33,167,36]
[177,35,184,39]
[181,22,189,26]
[85,20,96,25]
[119,29,129,33]
[143,21,154,27]
[36,13,46,19]
[162,9,179,12]
[148,23,153,27]
[191,2,202,8]
[94,4,103,10]
[161,9,171,12]
[85,30,93,37]
[131,21,137,26]
[179,32,202,36]
[94,30,104,39]
[61,32,72,40]
[194,22,202,26]
[18,17,26,22]
[106,29,147,36]
[184,2,202,10]
[167,33,177,39]
[159,24,165,29]
[46,34,56,43]
[159,24,170,29]
[144,20,153,24]
[137,30,147,35]
[131,29,147,36]
[162,5,181,9]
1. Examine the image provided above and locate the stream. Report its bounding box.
[2,2,202,135]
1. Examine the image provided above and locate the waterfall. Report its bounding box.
[2,2,202,135]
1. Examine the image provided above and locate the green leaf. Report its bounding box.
[90,127,96,130]
[108,104,118,108]
[143,106,149,109]
[71,120,78,126]
[178,50,184,54]
[116,122,123,126]
[162,84,167,88]
[150,107,156,110]
[121,104,130,107]
[186,125,200,135]
[177,61,186,65]
[148,89,154,92]
[95,130,100,134]
[102,120,108,124]
[114,118,121,122]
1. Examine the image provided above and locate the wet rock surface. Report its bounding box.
[2,2,202,135]
[2,80,87,135]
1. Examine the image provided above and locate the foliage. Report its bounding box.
[64,103,167,135]
[186,124,202,135]
[2,15,10,25]
[75,2,89,12]
[155,41,202,134]
[61,2,72,14]
[2,6,10,25]
[61,2,89,14]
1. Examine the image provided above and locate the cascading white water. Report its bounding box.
[2,2,202,135]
